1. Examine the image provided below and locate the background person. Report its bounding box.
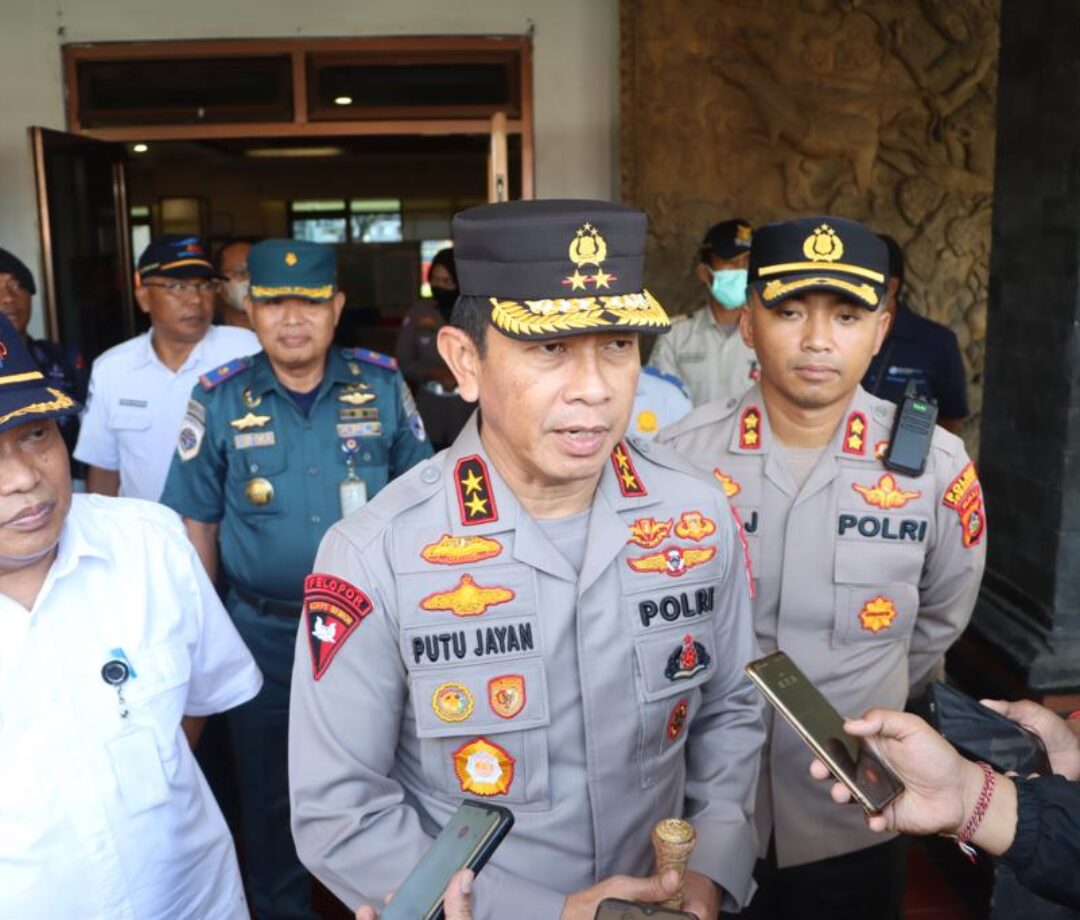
[216,237,258,330]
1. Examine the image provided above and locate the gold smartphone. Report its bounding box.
[745,650,904,814]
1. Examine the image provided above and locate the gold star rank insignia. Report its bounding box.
[455,455,498,525]
[740,406,763,450]
[610,441,647,497]
[843,411,868,456]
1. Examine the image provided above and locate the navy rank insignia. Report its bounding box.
[740,406,762,450]
[665,634,711,681]
[453,737,514,796]
[611,441,647,497]
[455,455,498,525]
[843,411,868,455]
[303,573,374,680]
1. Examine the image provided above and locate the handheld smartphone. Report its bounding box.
[923,681,1052,776]
[381,800,514,920]
[594,899,698,920]
[745,650,904,814]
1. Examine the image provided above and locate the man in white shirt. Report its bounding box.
[0,311,262,918]
[75,234,258,500]
[648,219,759,406]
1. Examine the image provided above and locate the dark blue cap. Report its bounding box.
[0,312,79,434]
[701,219,753,261]
[248,239,336,301]
[137,235,221,281]
[749,216,888,310]
[452,199,670,341]
[0,248,36,295]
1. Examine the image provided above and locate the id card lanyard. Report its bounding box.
[339,437,368,518]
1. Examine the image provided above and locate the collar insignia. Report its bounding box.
[740,406,762,450]
[843,411,867,455]
[455,455,498,525]
[611,441,647,497]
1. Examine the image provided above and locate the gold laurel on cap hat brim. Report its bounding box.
[760,276,879,307]
[0,387,76,429]
[489,289,670,338]
[250,284,334,299]
[757,261,885,284]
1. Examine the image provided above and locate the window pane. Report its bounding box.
[292,218,347,244]
[349,198,401,213]
[292,200,347,213]
[351,213,403,243]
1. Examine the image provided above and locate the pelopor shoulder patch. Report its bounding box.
[303,573,374,680]
[942,461,986,548]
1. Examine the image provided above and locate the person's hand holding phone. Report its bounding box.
[560,869,701,920]
[981,698,1080,780]
[356,869,474,920]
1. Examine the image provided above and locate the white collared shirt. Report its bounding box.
[0,494,262,919]
[75,325,259,500]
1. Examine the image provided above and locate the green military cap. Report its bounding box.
[748,215,888,310]
[452,199,670,341]
[248,239,336,302]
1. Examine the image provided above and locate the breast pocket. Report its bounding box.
[111,408,151,434]
[122,642,192,766]
[410,658,551,810]
[632,619,715,788]
[228,440,288,516]
[832,541,923,647]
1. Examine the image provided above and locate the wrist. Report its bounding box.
[954,759,989,837]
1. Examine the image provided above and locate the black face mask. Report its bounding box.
[432,286,459,322]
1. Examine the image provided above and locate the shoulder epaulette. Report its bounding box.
[642,364,691,399]
[199,357,251,390]
[343,348,398,371]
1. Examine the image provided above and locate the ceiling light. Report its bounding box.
[132,143,149,153]
[245,146,346,159]
[334,95,353,106]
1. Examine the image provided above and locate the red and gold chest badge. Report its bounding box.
[488,674,526,719]
[666,698,689,742]
[627,544,716,577]
[420,574,515,617]
[628,517,673,549]
[852,474,921,510]
[453,737,515,796]
[611,441,647,497]
[433,681,475,723]
[420,533,503,565]
[843,411,867,455]
[665,635,712,680]
[303,573,375,680]
[675,511,716,542]
[740,407,762,449]
[455,455,498,526]
[859,595,898,633]
[713,468,741,498]
[942,461,986,548]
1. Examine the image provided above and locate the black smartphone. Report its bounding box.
[745,650,904,814]
[923,681,1052,776]
[594,898,698,920]
[381,800,514,920]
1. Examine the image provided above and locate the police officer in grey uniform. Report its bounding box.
[289,201,765,920]
[161,239,432,920]
[658,216,987,920]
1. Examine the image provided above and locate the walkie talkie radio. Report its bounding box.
[883,380,937,477]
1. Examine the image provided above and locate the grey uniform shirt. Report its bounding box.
[648,304,758,406]
[658,385,986,868]
[289,416,766,917]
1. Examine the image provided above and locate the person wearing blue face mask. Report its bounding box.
[648,219,760,406]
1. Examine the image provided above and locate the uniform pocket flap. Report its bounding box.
[411,658,549,739]
[123,642,191,700]
[634,627,715,702]
[111,408,152,430]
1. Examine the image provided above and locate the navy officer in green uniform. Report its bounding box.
[161,238,432,920]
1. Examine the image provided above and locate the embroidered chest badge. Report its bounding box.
[859,595,898,633]
[488,675,526,719]
[420,574,515,617]
[432,682,475,723]
[674,511,716,541]
[453,737,515,796]
[627,517,673,549]
[627,545,716,577]
[420,534,504,565]
[665,634,711,681]
[852,474,921,510]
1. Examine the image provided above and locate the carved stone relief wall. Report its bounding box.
[621,0,998,450]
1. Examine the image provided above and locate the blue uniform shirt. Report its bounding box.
[160,347,432,602]
[863,304,969,420]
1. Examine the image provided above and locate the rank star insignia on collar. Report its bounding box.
[627,516,673,549]
[455,455,498,525]
[843,411,868,455]
[665,634,711,680]
[420,534,504,565]
[454,737,515,796]
[859,595,898,633]
[852,473,921,509]
[433,681,475,722]
[611,441,647,497]
[303,573,375,680]
[675,511,716,541]
[229,411,272,430]
[488,674,526,719]
[420,574,515,617]
[713,468,741,497]
[627,544,716,577]
[740,406,762,449]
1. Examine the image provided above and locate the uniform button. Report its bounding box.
[310,514,321,524]
[421,465,440,484]
[362,453,372,462]
[308,466,318,475]
[249,463,259,473]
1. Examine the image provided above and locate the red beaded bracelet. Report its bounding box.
[1067,710,1080,721]
[953,761,996,861]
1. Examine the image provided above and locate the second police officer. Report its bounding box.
[161,238,432,920]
